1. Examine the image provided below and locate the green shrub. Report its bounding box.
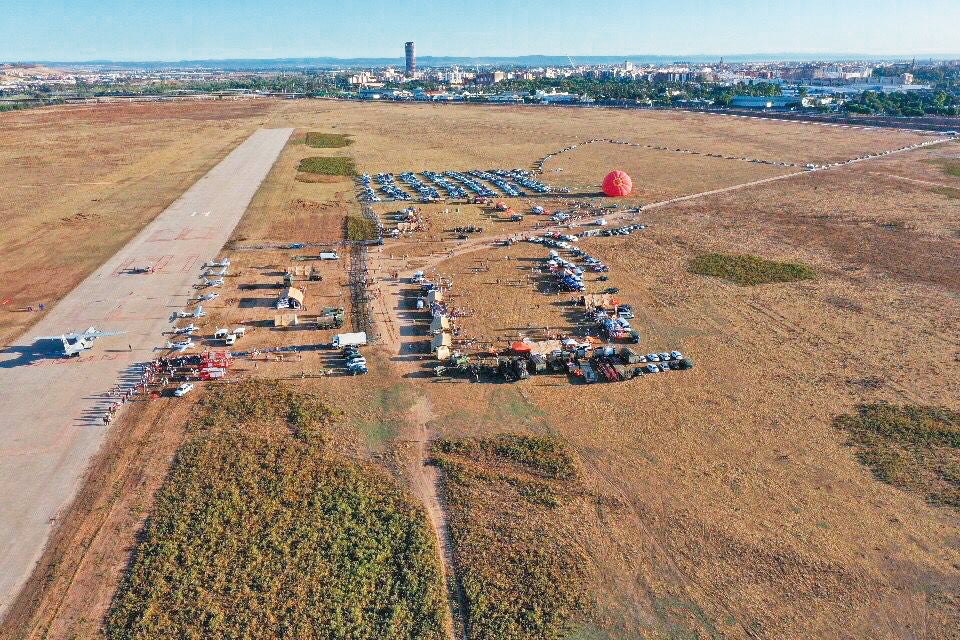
[933,186,960,200]
[304,132,353,148]
[106,382,448,640]
[298,156,356,176]
[928,159,960,178]
[346,215,380,241]
[431,435,587,640]
[834,403,960,509]
[433,434,577,481]
[689,252,816,286]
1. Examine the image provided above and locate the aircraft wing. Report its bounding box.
[82,330,128,338]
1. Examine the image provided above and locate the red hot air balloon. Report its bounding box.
[602,170,633,197]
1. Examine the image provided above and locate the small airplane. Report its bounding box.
[204,258,230,268]
[202,278,224,288]
[172,306,206,320]
[196,292,219,302]
[126,265,155,275]
[35,326,127,357]
[165,338,195,353]
[205,267,228,277]
[172,323,198,335]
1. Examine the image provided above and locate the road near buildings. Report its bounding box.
[0,127,293,618]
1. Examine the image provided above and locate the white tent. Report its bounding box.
[430,315,450,333]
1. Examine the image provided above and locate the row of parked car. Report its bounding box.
[423,171,469,199]
[581,223,648,238]
[358,168,560,203]
[398,172,441,201]
[469,169,522,197]
[499,169,552,194]
[341,345,368,375]
[444,170,497,198]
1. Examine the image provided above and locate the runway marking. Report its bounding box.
[153,255,174,272]
[146,228,176,243]
[29,353,124,367]
[174,227,216,241]
[180,255,201,273]
[112,257,137,276]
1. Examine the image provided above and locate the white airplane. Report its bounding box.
[172,306,206,320]
[35,327,127,357]
[202,278,224,287]
[173,323,198,335]
[165,338,195,353]
[197,292,219,302]
[205,267,228,277]
[204,258,230,268]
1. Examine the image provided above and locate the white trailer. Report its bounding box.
[332,332,367,348]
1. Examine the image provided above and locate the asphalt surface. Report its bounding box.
[0,127,293,618]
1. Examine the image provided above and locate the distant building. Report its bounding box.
[874,72,914,86]
[476,71,506,85]
[730,95,803,109]
[405,42,416,76]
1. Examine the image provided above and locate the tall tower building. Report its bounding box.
[405,41,416,76]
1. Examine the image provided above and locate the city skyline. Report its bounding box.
[4,0,960,63]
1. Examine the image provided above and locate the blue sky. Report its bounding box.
[5,0,960,62]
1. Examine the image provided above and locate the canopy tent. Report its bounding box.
[431,332,453,353]
[431,315,450,333]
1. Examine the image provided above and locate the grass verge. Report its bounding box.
[834,403,960,510]
[928,158,960,178]
[933,186,960,200]
[304,132,354,148]
[298,156,356,176]
[106,380,448,639]
[689,252,816,286]
[430,434,588,640]
[346,215,381,241]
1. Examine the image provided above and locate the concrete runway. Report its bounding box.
[0,127,292,618]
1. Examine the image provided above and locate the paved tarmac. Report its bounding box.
[0,127,293,618]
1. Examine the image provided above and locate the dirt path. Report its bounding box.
[405,396,467,640]
[868,171,957,189]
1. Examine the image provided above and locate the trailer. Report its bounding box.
[332,332,367,348]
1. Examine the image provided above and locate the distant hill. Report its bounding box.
[15,53,959,71]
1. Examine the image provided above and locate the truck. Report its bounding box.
[317,307,344,329]
[331,332,367,348]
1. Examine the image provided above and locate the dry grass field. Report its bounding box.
[0,99,281,345]
[3,99,958,640]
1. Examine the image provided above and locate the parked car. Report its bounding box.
[173,382,195,397]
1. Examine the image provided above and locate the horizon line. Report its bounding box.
[6,52,960,66]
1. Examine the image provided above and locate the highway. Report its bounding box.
[0,127,293,618]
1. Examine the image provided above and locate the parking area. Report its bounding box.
[358,168,560,203]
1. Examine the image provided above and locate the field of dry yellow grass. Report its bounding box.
[3,99,958,640]
[0,99,281,345]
